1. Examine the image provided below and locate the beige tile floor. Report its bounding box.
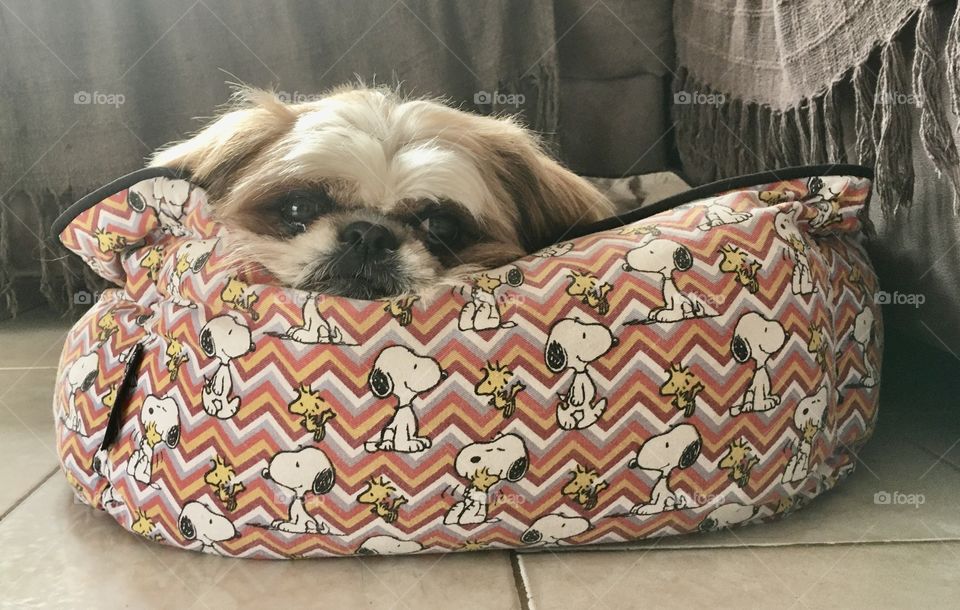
[1,307,958,609]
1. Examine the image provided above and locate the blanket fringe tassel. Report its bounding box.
[673,0,960,217]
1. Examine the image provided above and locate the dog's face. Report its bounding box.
[140,395,181,449]
[261,446,336,496]
[199,315,254,363]
[178,501,237,545]
[544,318,618,373]
[368,345,445,403]
[67,352,100,392]
[520,513,591,545]
[356,535,423,555]
[454,433,528,482]
[731,312,787,364]
[624,239,693,276]
[628,424,702,473]
[151,86,612,299]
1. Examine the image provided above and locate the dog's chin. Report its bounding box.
[296,254,421,300]
[297,273,409,300]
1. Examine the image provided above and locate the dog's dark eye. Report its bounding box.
[420,213,460,247]
[277,191,333,234]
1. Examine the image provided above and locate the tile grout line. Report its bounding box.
[909,438,960,474]
[510,552,535,610]
[513,536,960,555]
[0,466,59,522]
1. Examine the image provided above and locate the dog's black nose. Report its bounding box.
[339,221,399,257]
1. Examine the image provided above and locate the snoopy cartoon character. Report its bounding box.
[774,207,816,295]
[545,318,618,430]
[628,424,702,515]
[62,351,99,435]
[850,307,877,388]
[356,535,424,555]
[698,501,758,532]
[199,315,254,419]
[126,395,181,485]
[520,513,592,545]
[458,266,524,331]
[167,238,218,307]
[444,433,528,526]
[178,501,238,554]
[127,177,192,235]
[275,293,344,344]
[262,446,337,533]
[365,345,447,453]
[92,448,121,508]
[782,384,830,484]
[729,312,787,416]
[697,202,752,231]
[624,239,710,322]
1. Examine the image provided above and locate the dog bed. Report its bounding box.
[53,164,882,558]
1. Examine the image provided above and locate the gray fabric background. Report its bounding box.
[0,0,674,315]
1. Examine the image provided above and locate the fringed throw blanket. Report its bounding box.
[673,0,960,215]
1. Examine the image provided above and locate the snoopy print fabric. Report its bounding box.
[54,165,881,558]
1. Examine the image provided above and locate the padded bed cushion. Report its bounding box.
[52,164,881,558]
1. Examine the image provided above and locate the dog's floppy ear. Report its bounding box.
[474,117,614,252]
[165,425,181,449]
[178,514,196,540]
[731,333,751,363]
[506,456,529,482]
[150,88,296,200]
[673,246,693,272]
[679,437,702,469]
[313,467,336,495]
[369,366,393,398]
[520,528,543,545]
[545,340,567,373]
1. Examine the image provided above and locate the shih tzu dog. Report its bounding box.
[150,86,613,299]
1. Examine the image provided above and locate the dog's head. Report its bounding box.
[199,314,254,363]
[624,239,694,276]
[368,345,446,404]
[261,446,336,497]
[520,513,591,545]
[356,535,423,555]
[178,501,237,545]
[454,433,529,483]
[628,424,702,473]
[853,307,874,345]
[150,86,612,299]
[544,318,618,373]
[731,312,787,364]
[698,502,758,532]
[794,384,830,431]
[66,352,100,393]
[140,395,181,449]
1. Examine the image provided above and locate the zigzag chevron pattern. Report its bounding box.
[54,171,882,558]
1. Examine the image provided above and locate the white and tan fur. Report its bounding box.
[150,85,613,299]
